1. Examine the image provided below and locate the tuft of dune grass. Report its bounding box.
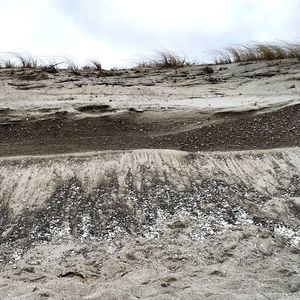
[0,60,15,68]
[89,59,102,70]
[8,52,38,68]
[136,50,191,69]
[213,42,300,64]
[63,57,80,74]
[82,59,102,71]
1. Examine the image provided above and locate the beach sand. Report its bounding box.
[0,59,299,299]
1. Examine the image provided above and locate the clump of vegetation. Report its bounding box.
[82,59,102,71]
[9,52,38,68]
[63,57,80,74]
[213,42,300,64]
[137,50,191,69]
[0,53,27,69]
[88,59,102,70]
[1,59,15,68]
[213,50,232,65]
[155,51,188,68]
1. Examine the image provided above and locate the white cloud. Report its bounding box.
[0,0,133,67]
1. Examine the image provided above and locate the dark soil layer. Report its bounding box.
[0,104,299,156]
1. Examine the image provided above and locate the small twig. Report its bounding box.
[260,292,272,300]
[50,62,64,67]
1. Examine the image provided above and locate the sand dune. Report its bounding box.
[0,58,299,299]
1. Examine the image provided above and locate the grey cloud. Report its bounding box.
[53,0,300,49]
[2,0,299,67]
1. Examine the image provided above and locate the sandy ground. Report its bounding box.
[0,59,299,299]
[0,58,299,156]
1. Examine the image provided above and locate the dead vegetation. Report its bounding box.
[0,53,38,69]
[85,59,102,70]
[0,42,299,72]
[136,50,191,69]
[213,42,300,64]
[63,57,80,74]
[11,53,38,68]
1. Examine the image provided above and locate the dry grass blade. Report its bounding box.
[260,292,272,300]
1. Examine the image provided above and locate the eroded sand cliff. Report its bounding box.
[0,59,299,299]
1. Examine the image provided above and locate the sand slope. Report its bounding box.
[0,58,300,299]
[0,148,299,299]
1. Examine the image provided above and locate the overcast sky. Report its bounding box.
[0,0,299,68]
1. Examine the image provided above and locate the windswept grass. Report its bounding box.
[0,59,15,68]
[8,52,38,68]
[213,42,300,64]
[82,59,102,71]
[0,42,299,72]
[0,53,64,74]
[88,59,102,70]
[63,57,80,74]
[137,50,191,69]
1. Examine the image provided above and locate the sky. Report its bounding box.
[0,0,299,68]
